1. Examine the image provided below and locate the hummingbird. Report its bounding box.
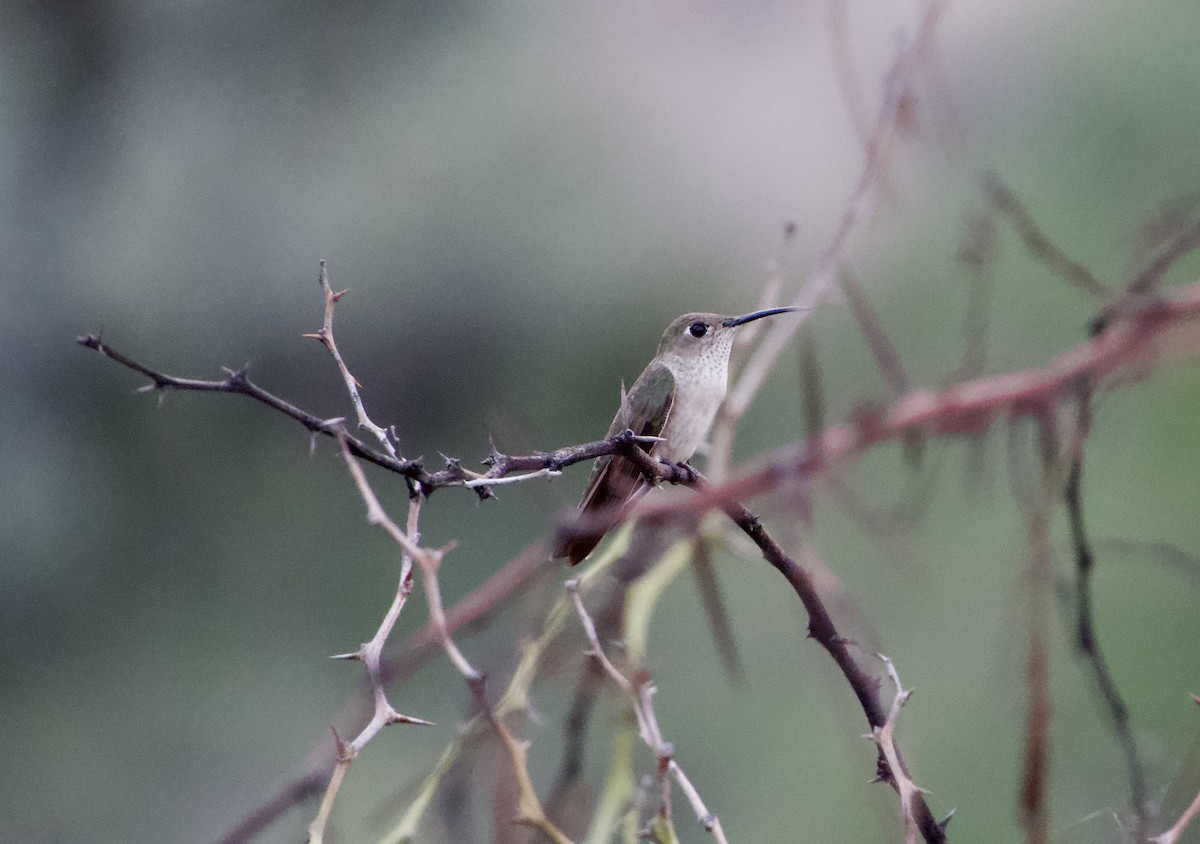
[553,307,799,565]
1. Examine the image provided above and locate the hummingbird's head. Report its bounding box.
[656,307,799,364]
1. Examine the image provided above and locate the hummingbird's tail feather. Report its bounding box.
[551,453,648,565]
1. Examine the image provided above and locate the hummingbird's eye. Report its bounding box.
[688,321,709,338]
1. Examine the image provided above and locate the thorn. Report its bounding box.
[332,288,350,302]
[222,365,249,386]
[301,331,325,340]
[938,808,957,832]
[330,650,363,661]
[389,710,435,727]
[135,383,156,394]
[482,436,503,468]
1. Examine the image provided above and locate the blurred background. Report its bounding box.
[4,1,1200,841]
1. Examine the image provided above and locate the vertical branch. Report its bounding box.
[303,260,402,460]
[307,438,437,844]
[567,580,730,844]
[1017,407,1076,844]
[1063,391,1148,837]
[1019,493,1053,844]
[339,435,573,844]
[982,174,1113,303]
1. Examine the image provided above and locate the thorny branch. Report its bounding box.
[859,650,936,844]
[80,273,1200,843]
[337,431,572,844]
[567,579,730,844]
[707,485,948,842]
[303,259,400,460]
[76,330,659,499]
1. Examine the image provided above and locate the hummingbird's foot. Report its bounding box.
[658,458,698,485]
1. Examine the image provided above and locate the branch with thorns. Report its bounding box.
[567,578,730,844]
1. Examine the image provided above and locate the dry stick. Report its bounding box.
[982,173,1114,303]
[566,581,730,844]
[217,775,327,844]
[218,544,553,844]
[1063,403,1148,838]
[303,260,399,459]
[300,269,439,843]
[1018,413,1059,844]
[338,435,573,844]
[1155,788,1200,844]
[1128,218,1200,296]
[306,497,433,843]
[840,268,912,398]
[706,488,947,843]
[75,331,645,497]
[863,650,932,844]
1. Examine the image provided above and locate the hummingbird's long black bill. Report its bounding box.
[721,306,801,327]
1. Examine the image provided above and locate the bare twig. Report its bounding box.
[338,434,573,844]
[1064,436,1148,836]
[840,268,911,397]
[1153,786,1200,844]
[302,260,400,458]
[306,437,436,844]
[983,173,1113,303]
[951,209,998,381]
[76,331,674,499]
[217,774,325,844]
[1128,217,1200,296]
[859,650,935,844]
[709,489,947,843]
[567,580,730,844]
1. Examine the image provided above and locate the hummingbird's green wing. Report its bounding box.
[554,362,676,565]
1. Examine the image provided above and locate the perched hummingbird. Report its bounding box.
[553,307,799,565]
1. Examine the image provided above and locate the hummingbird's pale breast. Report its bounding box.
[552,305,798,565]
[655,332,736,462]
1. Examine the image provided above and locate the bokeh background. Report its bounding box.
[4,1,1200,842]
